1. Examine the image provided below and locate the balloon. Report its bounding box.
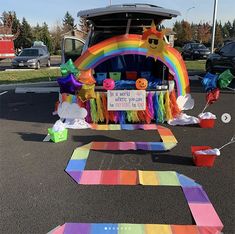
[57,74,83,94]
[206,88,220,105]
[60,59,79,76]
[135,78,148,90]
[103,78,115,90]
[77,69,96,85]
[77,84,96,102]
[202,73,218,92]
[218,69,234,89]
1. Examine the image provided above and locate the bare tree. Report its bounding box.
[0,12,20,40]
[51,21,64,54]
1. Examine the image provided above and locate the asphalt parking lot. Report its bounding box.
[0,87,234,234]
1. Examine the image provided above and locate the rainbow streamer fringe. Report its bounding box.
[59,91,181,124]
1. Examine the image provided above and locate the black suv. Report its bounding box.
[206,41,235,75]
[182,43,210,60]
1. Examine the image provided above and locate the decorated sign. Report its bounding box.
[107,90,146,111]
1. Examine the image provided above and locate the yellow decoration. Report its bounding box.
[77,84,96,102]
[164,91,173,121]
[141,21,169,61]
[95,92,105,122]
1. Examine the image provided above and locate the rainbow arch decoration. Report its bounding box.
[74,34,190,97]
[49,124,223,234]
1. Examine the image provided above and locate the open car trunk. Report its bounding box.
[77,4,180,85]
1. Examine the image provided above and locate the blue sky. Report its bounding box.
[1,0,234,28]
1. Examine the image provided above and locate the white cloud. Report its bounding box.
[168,113,199,126]
[177,94,195,110]
[58,102,87,119]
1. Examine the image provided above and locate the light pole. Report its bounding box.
[211,0,218,52]
[109,0,112,5]
[186,6,195,22]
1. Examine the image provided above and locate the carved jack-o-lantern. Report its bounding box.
[136,78,148,90]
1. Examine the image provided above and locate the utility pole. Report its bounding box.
[109,0,112,6]
[211,0,218,52]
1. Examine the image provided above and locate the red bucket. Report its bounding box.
[199,118,215,128]
[191,146,217,167]
[126,71,138,80]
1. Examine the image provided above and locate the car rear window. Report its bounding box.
[89,28,143,47]
[19,49,39,56]
[191,44,206,49]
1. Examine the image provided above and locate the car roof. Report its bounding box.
[78,4,180,19]
[187,43,202,45]
[78,4,180,27]
[23,48,39,50]
[226,41,235,45]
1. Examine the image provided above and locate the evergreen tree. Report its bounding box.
[222,23,230,39]
[11,12,21,49]
[32,23,53,52]
[173,21,183,46]
[10,12,20,35]
[232,19,235,37]
[32,23,42,41]
[17,17,33,48]
[214,21,223,47]
[191,23,198,41]
[224,21,233,38]
[40,23,53,52]
[63,11,76,32]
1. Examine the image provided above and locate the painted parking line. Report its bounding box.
[0,91,8,96]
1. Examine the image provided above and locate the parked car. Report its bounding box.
[206,41,235,75]
[11,46,50,69]
[182,43,210,60]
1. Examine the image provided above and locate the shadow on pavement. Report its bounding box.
[16,132,46,142]
[151,153,194,166]
[73,135,119,144]
[0,91,58,124]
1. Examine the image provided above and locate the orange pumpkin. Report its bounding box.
[136,78,148,90]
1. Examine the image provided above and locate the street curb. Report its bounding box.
[0,81,57,91]
[0,71,206,91]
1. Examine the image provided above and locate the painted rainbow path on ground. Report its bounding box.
[49,124,223,234]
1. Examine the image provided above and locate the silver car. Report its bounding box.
[12,47,50,69]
